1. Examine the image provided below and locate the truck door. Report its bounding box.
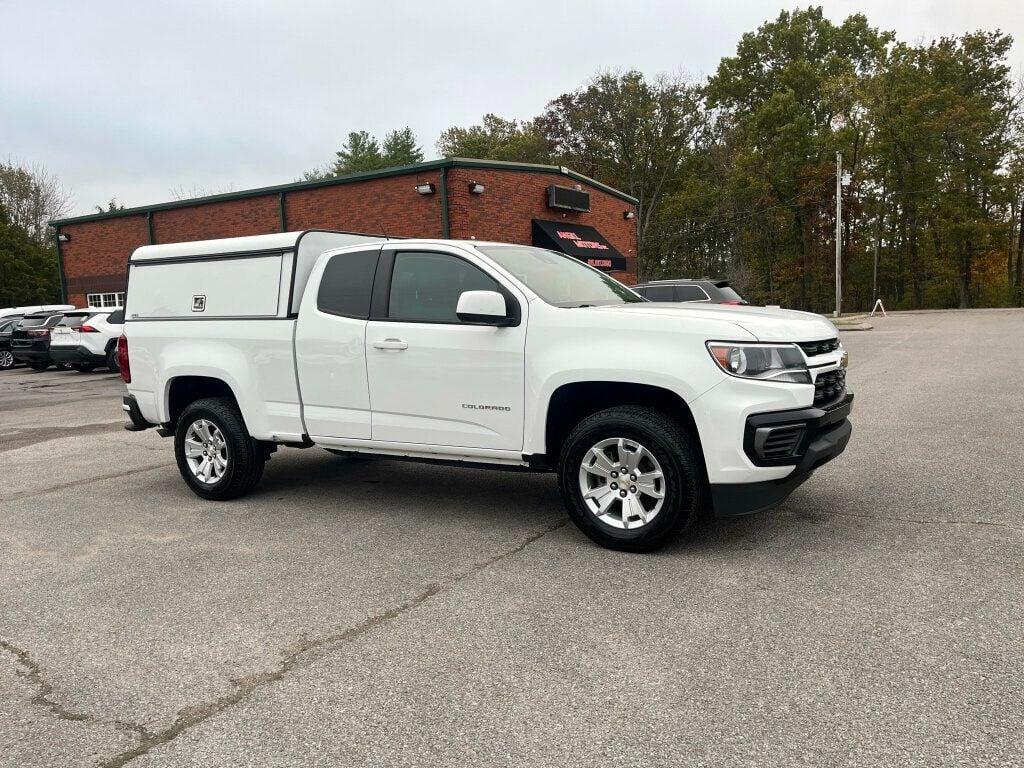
[295,247,381,439]
[364,247,527,450]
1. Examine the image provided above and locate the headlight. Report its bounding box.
[706,342,811,384]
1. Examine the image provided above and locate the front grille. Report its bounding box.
[814,368,846,406]
[798,338,840,357]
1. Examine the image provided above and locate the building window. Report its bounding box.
[87,292,125,308]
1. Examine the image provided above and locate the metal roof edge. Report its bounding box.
[50,158,636,228]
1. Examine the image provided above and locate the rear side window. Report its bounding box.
[388,252,500,323]
[317,249,380,319]
[717,286,744,302]
[675,285,710,302]
[644,285,675,301]
[57,314,92,327]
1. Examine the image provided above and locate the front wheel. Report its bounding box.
[0,350,13,370]
[174,397,265,500]
[558,406,705,552]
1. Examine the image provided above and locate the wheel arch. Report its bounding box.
[543,381,705,475]
[165,375,241,429]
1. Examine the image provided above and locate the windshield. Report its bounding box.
[476,245,644,307]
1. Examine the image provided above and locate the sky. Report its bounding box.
[2,0,1022,217]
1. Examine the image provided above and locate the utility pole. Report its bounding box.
[834,151,842,318]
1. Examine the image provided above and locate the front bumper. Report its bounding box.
[50,345,106,365]
[710,393,853,517]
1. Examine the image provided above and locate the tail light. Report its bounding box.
[79,325,98,333]
[28,329,50,337]
[117,334,131,383]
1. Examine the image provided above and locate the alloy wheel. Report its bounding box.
[578,437,666,529]
[184,419,229,484]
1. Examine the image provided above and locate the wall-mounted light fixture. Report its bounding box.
[623,211,635,220]
[58,233,70,241]
[468,181,485,194]
[415,182,436,195]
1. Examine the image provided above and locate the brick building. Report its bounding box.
[51,158,639,308]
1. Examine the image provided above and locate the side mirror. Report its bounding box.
[456,290,511,325]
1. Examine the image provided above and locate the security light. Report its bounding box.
[623,211,635,220]
[415,183,436,195]
[468,182,485,194]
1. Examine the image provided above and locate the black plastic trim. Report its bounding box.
[50,346,107,364]
[130,248,287,266]
[123,395,155,432]
[743,394,853,467]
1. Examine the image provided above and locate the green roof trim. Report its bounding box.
[49,158,638,228]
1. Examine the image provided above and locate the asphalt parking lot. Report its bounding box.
[1,309,1022,767]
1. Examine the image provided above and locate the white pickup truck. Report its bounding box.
[119,230,852,551]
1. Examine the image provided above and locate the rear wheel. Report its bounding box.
[557,406,705,552]
[56,362,71,371]
[0,351,13,370]
[174,397,265,500]
[71,363,97,372]
[105,347,120,372]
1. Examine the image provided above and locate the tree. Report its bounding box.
[437,114,552,164]
[0,204,60,306]
[382,127,424,166]
[0,160,72,244]
[705,8,892,310]
[332,130,385,174]
[537,71,706,279]
[95,198,126,213]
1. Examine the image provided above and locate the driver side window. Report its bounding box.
[388,252,500,323]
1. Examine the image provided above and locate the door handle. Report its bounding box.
[372,338,408,350]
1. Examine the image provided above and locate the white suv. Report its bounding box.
[49,308,125,372]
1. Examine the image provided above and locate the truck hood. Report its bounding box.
[587,302,838,342]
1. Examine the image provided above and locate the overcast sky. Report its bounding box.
[2,0,1021,217]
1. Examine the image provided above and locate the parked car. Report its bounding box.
[0,315,24,370]
[11,310,93,370]
[632,278,748,305]
[50,308,124,372]
[120,231,852,553]
[0,304,74,320]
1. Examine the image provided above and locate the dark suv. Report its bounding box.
[10,311,92,370]
[0,316,23,370]
[632,279,747,305]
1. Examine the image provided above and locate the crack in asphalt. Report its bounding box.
[0,638,154,743]
[97,518,567,767]
[0,420,126,453]
[0,461,173,505]
[830,510,1024,533]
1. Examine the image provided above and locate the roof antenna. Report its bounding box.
[378,220,390,240]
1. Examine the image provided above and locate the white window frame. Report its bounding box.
[87,292,125,309]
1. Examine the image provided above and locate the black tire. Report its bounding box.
[557,406,705,552]
[56,362,72,370]
[0,351,13,370]
[106,347,120,372]
[28,362,50,371]
[174,397,265,500]
[71,363,97,372]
